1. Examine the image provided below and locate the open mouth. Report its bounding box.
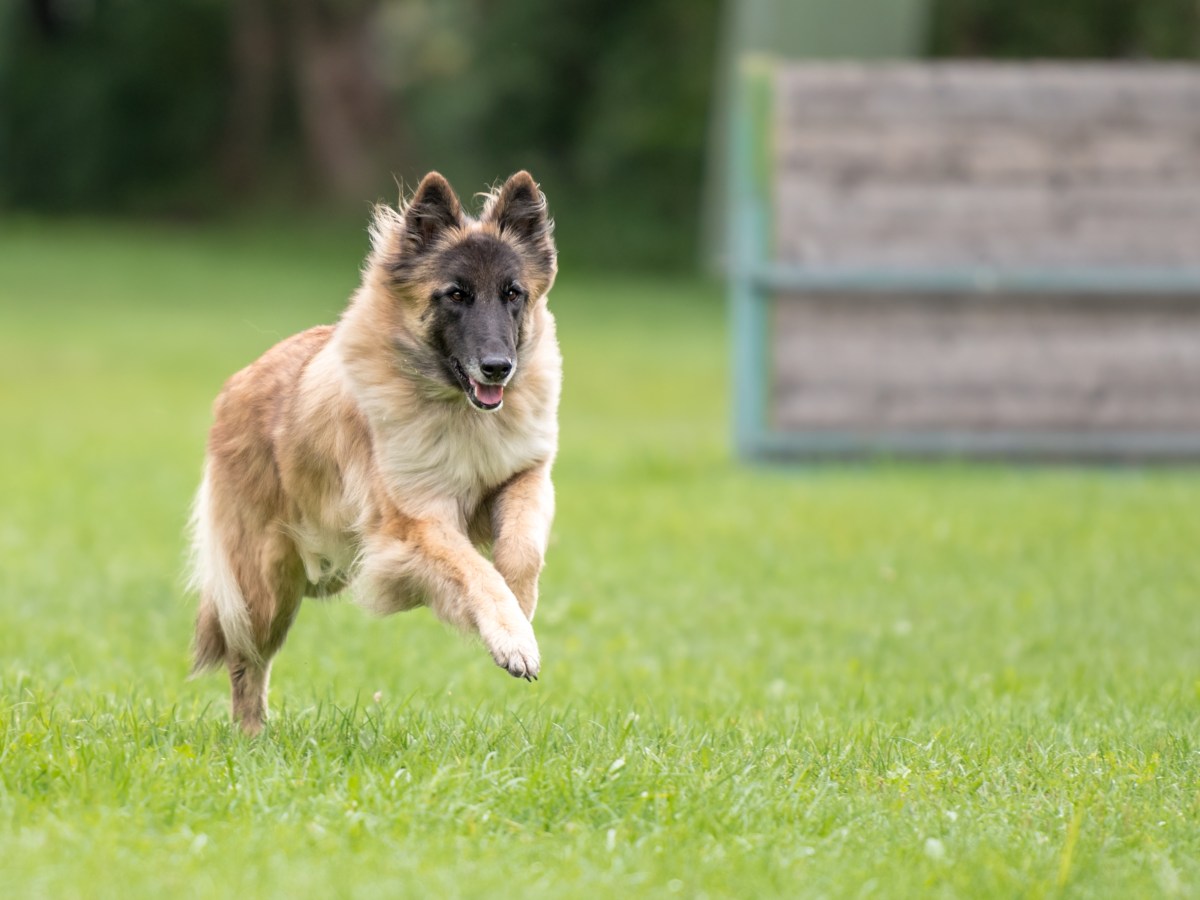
[452,360,504,410]
[468,377,504,410]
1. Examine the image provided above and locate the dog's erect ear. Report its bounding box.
[402,172,463,253]
[484,172,555,285]
[485,171,553,247]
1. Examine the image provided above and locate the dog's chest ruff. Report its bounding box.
[377,399,554,506]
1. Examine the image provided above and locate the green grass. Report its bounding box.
[1,217,1198,898]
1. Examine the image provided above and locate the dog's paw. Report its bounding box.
[480,619,541,681]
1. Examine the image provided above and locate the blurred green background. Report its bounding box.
[2,0,1197,268]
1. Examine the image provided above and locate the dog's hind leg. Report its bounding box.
[226,538,305,735]
[228,654,271,736]
[224,595,303,735]
[194,509,304,735]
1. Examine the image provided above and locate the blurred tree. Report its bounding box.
[929,0,1200,58]
[12,0,1192,267]
[221,0,277,193]
[0,0,722,264]
[223,0,396,201]
[398,0,723,266]
[0,0,396,210]
[0,0,230,211]
[289,0,392,199]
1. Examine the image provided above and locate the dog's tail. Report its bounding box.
[186,465,260,674]
[191,598,227,675]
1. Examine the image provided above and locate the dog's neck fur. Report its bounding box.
[329,281,561,517]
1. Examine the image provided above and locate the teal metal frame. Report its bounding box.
[727,57,1200,462]
[728,57,775,460]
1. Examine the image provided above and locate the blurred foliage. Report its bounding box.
[0,0,230,212]
[1,0,1197,267]
[391,0,722,267]
[0,0,721,267]
[930,0,1200,58]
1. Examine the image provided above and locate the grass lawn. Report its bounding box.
[1,217,1198,898]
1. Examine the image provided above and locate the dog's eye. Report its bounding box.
[449,289,466,302]
[503,286,521,302]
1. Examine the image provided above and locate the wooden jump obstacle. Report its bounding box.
[729,61,1200,460]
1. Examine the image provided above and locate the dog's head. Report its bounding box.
[367,171,556,412]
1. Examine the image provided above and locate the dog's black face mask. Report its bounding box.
[389,171,556,412]
[429,236,528,411]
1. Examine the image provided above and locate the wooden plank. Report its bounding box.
[771,293,1200,435]
[770,63,1200,268]
[777,126,1200,182]
[753,265,1200,294]
[775,181,1200,266]
[775,63,1200,126]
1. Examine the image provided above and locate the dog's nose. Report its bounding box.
[479,357,513,382]
[479,357,513,381]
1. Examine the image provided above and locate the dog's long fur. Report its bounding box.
[187,172,560,734]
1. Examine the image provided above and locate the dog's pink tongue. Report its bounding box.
[472,380,504,406]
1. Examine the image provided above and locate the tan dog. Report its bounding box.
[187,171,560,734]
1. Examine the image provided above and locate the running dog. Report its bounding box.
[188,171,560,734]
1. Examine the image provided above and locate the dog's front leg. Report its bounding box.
[358,501,540,680]
[491,463,554,622]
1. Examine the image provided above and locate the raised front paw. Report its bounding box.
[480,618,541,681]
